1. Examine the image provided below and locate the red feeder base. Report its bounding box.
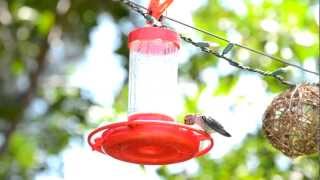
[88,113,213,165]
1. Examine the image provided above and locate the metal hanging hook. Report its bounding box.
[148,0,174,20]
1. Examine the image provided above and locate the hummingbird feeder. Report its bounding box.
[87,0,213,165]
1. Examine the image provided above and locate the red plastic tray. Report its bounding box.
[88,113,213,165]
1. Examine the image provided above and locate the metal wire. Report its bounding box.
[121,0,319,76]
[179,35,296,87]
[115,0,319,86]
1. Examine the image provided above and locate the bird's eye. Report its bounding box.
[184,117,194,125]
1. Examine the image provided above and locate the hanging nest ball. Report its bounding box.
[263,83,320,158]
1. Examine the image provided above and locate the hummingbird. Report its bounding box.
[184,114,231,137]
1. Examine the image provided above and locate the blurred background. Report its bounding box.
[0,0,319,179]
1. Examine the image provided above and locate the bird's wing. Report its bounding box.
[201,116,232,137]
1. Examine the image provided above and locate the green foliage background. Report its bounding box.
[0,0,318,179]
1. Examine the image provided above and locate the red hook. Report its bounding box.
[148,0,174,20]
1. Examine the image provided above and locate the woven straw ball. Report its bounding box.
[263,83,319,158]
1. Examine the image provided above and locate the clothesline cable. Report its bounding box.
[113,0,319,86]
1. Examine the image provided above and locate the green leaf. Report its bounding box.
[263,77,288,93]
[38,125,70,154]
[10,59,25,76]
[180,53,218,82]
[213,74,239,96]
[9,133,37,169]
[113,84,128,113]
[36,11,55,35]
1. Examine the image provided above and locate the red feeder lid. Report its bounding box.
[88,113,213,165]
[128,26,180,49]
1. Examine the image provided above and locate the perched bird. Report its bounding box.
[184,114,231,137]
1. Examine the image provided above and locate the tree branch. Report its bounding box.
[0,39,50,155]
